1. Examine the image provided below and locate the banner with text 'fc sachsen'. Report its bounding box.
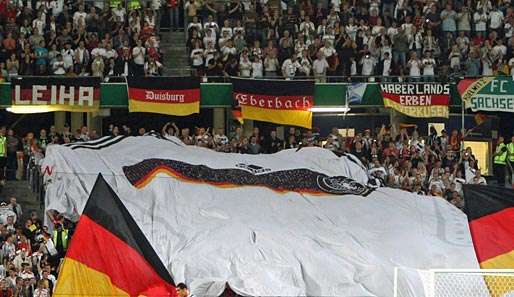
[127,77,200,116]
[380,83,450,118]
[232,78,314,128]
[11,77,101,113]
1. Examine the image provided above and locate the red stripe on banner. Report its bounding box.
[66,215,175,296]
[457,79,475,95]
[234,92,313,111]
[380,93,449,106]
[13,88,100,104]
[128,87,200,104]
[469,207,514,263]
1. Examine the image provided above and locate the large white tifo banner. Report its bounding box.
[42,135,479,297]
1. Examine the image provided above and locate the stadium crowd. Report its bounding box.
[186,0,514,80]
[0,196,60,296]
[0,0,165,80]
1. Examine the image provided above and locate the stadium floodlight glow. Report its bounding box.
[309,106,351,113]
[6,106,57,114]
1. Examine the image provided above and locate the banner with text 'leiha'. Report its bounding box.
[127,77,200,116]
[11,77,101,113]
[232,78,314,128]
[380,83,450,118]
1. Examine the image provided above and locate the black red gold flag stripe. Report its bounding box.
[127,77,200,116]
[232,78,314,128]
[464,185,514,269]
[464,185,514,297]
[54,174,176,297]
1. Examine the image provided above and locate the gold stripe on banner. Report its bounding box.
[461,77,495,105]
[54,258,129,297]
[128,100,200,116]
[481,249,514,269]
[383,98,449,118]
[241,106,312,129]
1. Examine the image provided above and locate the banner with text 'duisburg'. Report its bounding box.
[127,77,200,116]
[11,77,101,113]
[232,78,314,129]
[380,83,450,118]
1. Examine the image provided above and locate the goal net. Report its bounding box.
[394,268,514,297]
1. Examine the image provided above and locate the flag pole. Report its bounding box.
[344,83,349,139]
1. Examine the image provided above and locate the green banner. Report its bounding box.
[458,76,514,112]
[0,80,466,109]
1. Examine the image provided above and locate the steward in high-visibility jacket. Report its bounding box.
[507,136,514,185]
[110,0,122,8]
[128,0,141,10]
[493,137,508,186]
[53,224,69,256]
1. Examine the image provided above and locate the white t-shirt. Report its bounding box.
[408,59,421,76]
[282,59,300,78]
[312,58,329,75]
[132,46,146,65]
[73,11,87,25]
[422,58,436,76]
[91,47,107,58]
[382,58,391,76]
[190,48,204,66]
[252,61,263,78]
[473,12,488,31]
[239,59,252,77]
[361,57,376,76]
[489,10,504,29]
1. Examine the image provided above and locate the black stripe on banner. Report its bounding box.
[64,136,116,147]
[127,77,200,90]
[231,77,315,97]
[71,136,127,150]
[11,76,101,88]
[463,184,514,221]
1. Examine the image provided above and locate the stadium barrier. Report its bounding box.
[394,268,514,297]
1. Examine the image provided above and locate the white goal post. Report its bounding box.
[394,268,514,297]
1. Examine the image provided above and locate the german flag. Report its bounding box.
[54,175,176,297]
[232,78,314,129]
[464,185,514,296]
[127,77,200,116]
[474,113,489,126]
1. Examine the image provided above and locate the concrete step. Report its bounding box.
[1,180,42,221]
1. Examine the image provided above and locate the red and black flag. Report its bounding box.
[127,76,200,116]
[54,174,176,297]
[464,185,514,269]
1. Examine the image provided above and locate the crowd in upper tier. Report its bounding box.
[185,0,514,81]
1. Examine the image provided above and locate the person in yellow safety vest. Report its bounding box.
[0,126,7,187]
[128,0,141,10]
[493,136,508,187]
[507,136,514,186]
[52,223,69,257]
[110,0,122,8]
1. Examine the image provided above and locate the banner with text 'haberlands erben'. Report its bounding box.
[11,77,101,113]
[380,83,450,118]
[458,77,514,113]
[232,78,314,129]
[127,77,200,116]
